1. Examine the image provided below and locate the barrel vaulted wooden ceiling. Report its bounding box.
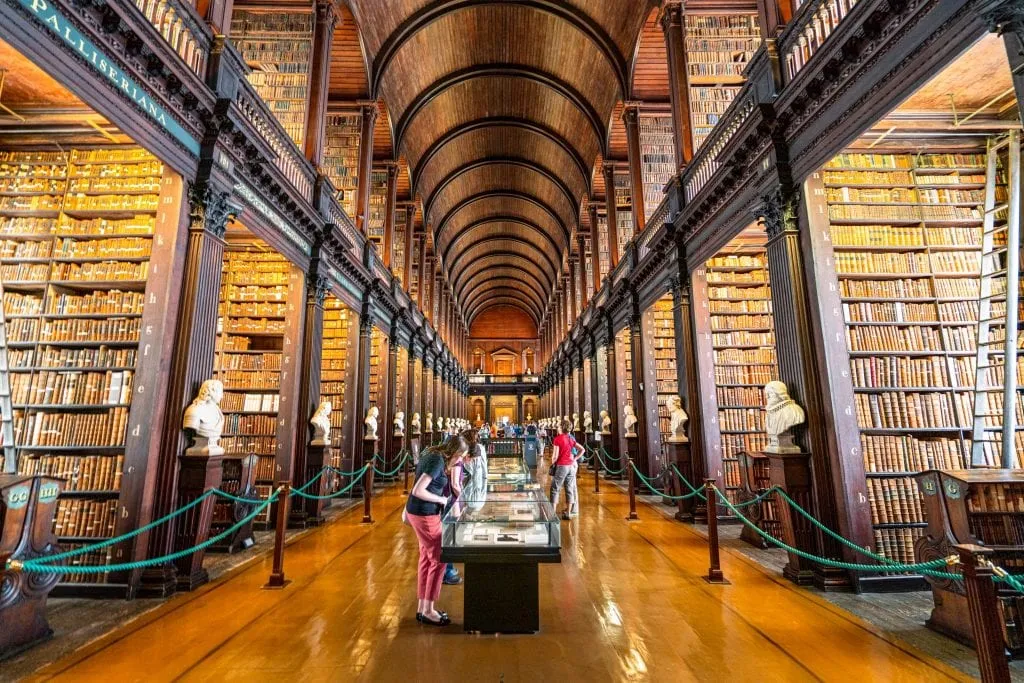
[337,0,665,328]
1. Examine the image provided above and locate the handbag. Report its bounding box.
[548,463,557,477]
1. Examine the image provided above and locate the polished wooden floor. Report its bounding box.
[29,468,970,682]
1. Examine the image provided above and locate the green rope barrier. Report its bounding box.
[291,466,369,500]
[593,447,626,475]
[670,464,707,501]
[212,488,271,505]
[994,569,1024,594]
[328,464,369,477]
[373,454,410,477]
[22,490,216,564]
[711,486,960,579]
[629,462,700,500]
[15,492,279,575]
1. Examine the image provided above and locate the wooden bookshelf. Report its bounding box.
[367,169,388,252]
[705,238,780,503]
[820,149,1009,566]
[323,113,361,218]
[639,113,676,222]
[214,243,292,523]
[230,9,313,148]
[652,296,677,444]
[392,207,407,284]
[1,146,169,590]
[320,292,353,493]
[369,327,387,413]
[408,234,420,301]
[614,327,633,458]
[614,171,634,258]
[685,14,760,151]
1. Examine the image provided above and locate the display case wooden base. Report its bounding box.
[0,475,62,660]
[668,441,695,523]
[764,451,817,587]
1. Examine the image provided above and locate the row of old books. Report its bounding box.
[21,407,130,447]
[854,391,969,429]
[867,477,924,524]
[53,499,118,538]
[10,370,133,405]
[18,453,124,491]
[862,435,965,472]
[7,346,137,369]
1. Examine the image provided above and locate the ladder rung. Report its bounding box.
[984,204,1010,215]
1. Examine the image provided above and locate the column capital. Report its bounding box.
[361,102,379,123]
[314,0,339,29]
[660,1,684,30]
[984,0,1024,33]
[621,102,642,125]
[760,186,801,240]
[188,182,237,239]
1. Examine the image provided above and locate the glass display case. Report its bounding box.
[487,455,530,484]
[442,490,560,550]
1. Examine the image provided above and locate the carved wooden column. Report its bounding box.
[576,234,589,308]
[576,349,586,427]
[275,266,308,490]
[623,104,647,232]
[199,0,235,34]
[588,202,603,291]
[689,263,725,522]
[408,344,422,462]
[288,262,327,528]
[603,317,622,471]
[568,259,579,318]
[773,179,872,588]
[628,308,654,477]
[756,0,794,39]
[669,271,705,496]
[303,0,338,167]
[354,103,378,235]
[142,182,232,597]
[661,1,693,169]
[351,305,374,483]
[382,334,400,469]
[603,164,620,268]
[382,163,398,269]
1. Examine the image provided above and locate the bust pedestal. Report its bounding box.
[293,442,330,528]
[586,432,601,471]
[388,432,405,481]
[625,435,639,520]
[409,432,421,465]
[667,439,694,523]
[764,449,819,587]
[173,452,224,591]
[424,430,434,448]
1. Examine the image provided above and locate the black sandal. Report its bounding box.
[420,612,450,627]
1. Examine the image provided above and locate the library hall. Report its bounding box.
[1,0,1024,681]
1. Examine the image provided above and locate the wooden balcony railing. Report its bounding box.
[234,79,315,200]
[638,195,671,261]
[684,84,758,203]
[131,0,211,77]
[779,0,863,82]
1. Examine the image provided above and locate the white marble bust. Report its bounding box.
[623,405,638,437]
[183,379,225,456]
[426,412,434,432]
[600,409,611,433]
[393,410,405,436]
[583,410,592,432]
[364,406,379,440]
[667,395,688,443]
[765,381,805,453]
[411,412,421,435]
[572,412,580,431]
[311,400,332,446]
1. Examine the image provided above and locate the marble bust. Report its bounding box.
[667,396,688,443]
[764,381,806,453]
[623,405,638,437]
[426,413,434,433]
[600,409,611,434]
[572,412,580,431]
[311,400,332,446]
[393,411,405,436]
[583,410,592,432]
[183,379,225,455]
[411,412,421,435]
[364,406,379,440]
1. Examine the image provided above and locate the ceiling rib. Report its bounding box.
[435,191,569,253]
[455,259,551,302]
[393,65,606,156]
[369,0,628,98]
[447,234,559,281]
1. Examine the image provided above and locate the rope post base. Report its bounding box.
[704,481,729,585]
[263,485,291,590]
[626,456,638,521]
[957,544,1011,683]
